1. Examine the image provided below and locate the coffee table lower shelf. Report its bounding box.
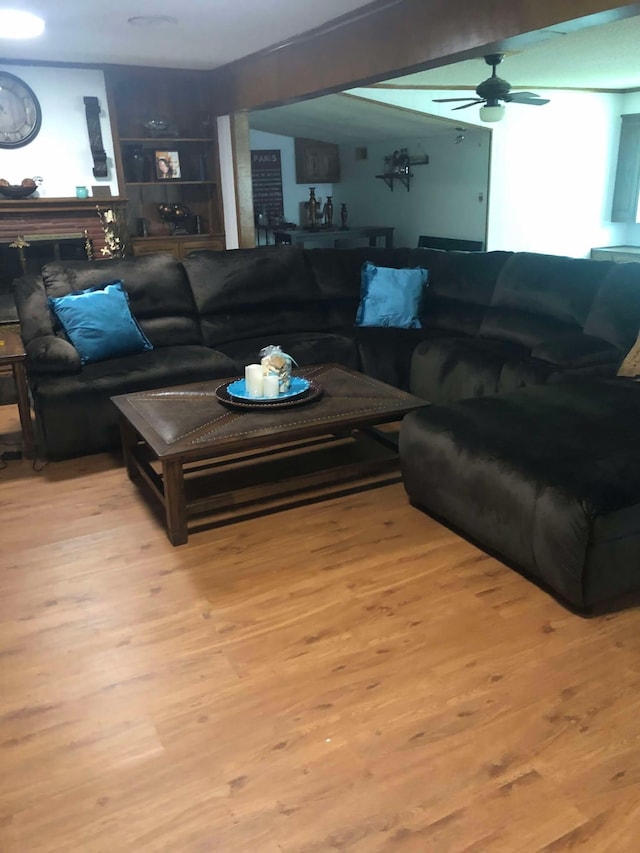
[120,424,402,545]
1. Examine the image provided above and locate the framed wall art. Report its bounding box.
[295,138,340,184]
[251,149,284,221]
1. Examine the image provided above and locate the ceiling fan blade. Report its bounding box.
[505,92,550,105]
[452,101,484,110]
[433,97,480,103]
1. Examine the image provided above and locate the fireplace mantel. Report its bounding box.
[0,197,126,214]
[0,196,127,257]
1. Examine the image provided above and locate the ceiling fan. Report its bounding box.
[433,54,550,122]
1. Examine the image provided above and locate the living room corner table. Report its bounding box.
[0,329,34,458]
[112,364,426,545]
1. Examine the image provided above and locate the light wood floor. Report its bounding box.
[2,405,640,852]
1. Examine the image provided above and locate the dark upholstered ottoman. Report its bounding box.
[399,378,640,611]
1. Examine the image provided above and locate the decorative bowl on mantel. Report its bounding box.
[0,178,40,199]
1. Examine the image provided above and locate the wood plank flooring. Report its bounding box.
[2,405,640,851]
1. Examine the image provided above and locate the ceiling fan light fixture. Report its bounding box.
[479,104,505,123]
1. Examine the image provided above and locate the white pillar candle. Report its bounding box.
[245,364,264,397]
[262,374,280,398]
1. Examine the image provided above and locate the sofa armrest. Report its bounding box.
[12,274,56,343]
[25,335,81,375]
[531,333,620,369]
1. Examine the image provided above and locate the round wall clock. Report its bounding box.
[0,71,42,149]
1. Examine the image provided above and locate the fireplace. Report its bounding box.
[0,233,92,324]
[0,196,126,324]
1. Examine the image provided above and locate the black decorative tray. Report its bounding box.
[214,378,323,410]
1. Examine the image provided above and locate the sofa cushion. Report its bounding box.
[356,326,427,391]
[410,335,552,403]
[218,332,359,374]
[531,332,621,369]
[304,247,412,328]
[31,345,236,403]
[12,274,56,344]
[48,281,153,365]
[407,248,512,336]
[183,247,329,346]
[41,253,202,347]
[584,261,640,354]
[25,335,81,374]
[184,246,316,310]
[30,345,238,460]
[479,252,609,348]
[400,378,640,609]
[304,247,411,299]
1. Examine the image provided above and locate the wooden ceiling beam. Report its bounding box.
[207,0,640,114]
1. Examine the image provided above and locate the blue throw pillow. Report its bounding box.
[355,262,428,329]
[48,280,153,365]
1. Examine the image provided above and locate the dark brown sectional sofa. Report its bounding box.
[14,244,640,460]
[13,243,640,610]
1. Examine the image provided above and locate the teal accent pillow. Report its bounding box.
[355,261,428,328]
[48,280,153,365]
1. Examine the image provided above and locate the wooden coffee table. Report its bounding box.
[112,364,426,545]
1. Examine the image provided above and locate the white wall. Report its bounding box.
[350,86,627,257]
[485,90,625,256]
[250,126,489,248]
[337,132,489,248]
[249,129,334,226]
[0,65,118,198]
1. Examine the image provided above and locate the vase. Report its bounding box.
[126,145,146,183]
[340,203,349,230]
[307,187,318,229]
[324,196,333,227]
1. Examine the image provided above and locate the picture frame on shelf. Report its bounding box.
[155,151,181,180]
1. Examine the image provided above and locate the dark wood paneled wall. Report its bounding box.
[207,0,640,114]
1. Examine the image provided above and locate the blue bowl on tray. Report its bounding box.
[215,376,322,410]
[227,376,310,402]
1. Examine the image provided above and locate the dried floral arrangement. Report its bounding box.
[96,206,127,258]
